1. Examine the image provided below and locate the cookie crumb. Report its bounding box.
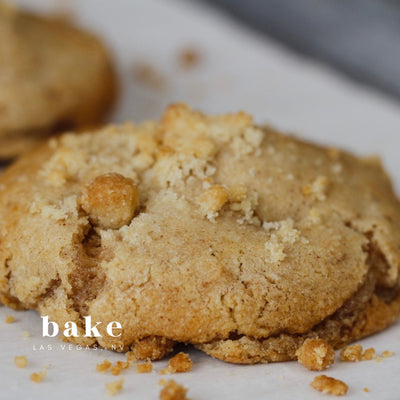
[30,371,46,383]
[310,375,348,396]
[161,352,193,374]
[105,378,124,396]
[136,361,153,373]
[133,62,166,91]
[96,359,112,373]
[4,315,15,323]
[14,355,27,368]
[159,380,189,400]
[296,338,335,371]
[111,361,130,376]
[22,331,30,338]
[179,47,201,69]
[381,350,394,358]
[363,388,370,393]
[361,348,376,361]
[340,344,363,362]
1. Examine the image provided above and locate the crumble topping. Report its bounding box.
[80,173,139,230]
[264,218,302,263]
[197,185,229,222]
[302,176,328,201]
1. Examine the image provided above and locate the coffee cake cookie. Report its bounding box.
[0,104,399,364]
[0,3,116,159]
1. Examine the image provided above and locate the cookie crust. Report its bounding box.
[0,104,399,363]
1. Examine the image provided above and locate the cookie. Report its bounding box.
[0,3,116,159]
[0,104,399,364]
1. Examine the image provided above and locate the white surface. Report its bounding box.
[1,0,400,399]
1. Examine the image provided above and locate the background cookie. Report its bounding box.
[0,3,116,159]
[0,104,399,364]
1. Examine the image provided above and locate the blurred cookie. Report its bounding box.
[0,104,399,363]
[0,3,116,158]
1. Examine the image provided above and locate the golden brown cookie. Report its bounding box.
[0,3,116,159]
[0,104,399,364]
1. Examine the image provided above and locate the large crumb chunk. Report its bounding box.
[30,371,46,383]
[296,338,335,371]
[159,380,189,400]
[340,344,363,362]
[14,355,27,368]
[311,375,348,396]
[4,315,15,323]
[161,352,193,374]
[136,361,153,373]
[105,378,124,396]
[96,359,112,373]
[80,173,139,229]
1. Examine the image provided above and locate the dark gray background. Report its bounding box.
[200,0,400,101]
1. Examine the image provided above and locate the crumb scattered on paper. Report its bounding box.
[132,62,167,91]
[14,355,27,368]
[159,380,189,400]
[5,315,15,323]
[179,47,201,69]
[161,352,193,374]
[310,375,348,396]
[105,378,124,396]
[30,371,46,383]
[96,359,112,373]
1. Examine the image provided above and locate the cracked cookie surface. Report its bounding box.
[0,3,116,159]
[0,104,399,363]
